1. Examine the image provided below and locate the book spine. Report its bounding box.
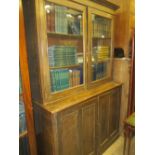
[80,18,82,35]
[46,11,51,32]
[51,6,55,32]
[69,70,73,87]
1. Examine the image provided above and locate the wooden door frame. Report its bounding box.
[19,0,38,154]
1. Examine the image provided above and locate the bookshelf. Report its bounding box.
[47,32,83,38]
[22,0,115,103]
[23,0,121,154]
[50,64,82,69]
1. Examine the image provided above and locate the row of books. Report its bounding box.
[50,68,83,92]
[46,4,82,34]
[93,46,110,61]
[93,18,111,38]
[19,101,26,134]
[55,6,68,34]
[92,62,107,81]
[48,45,78,67]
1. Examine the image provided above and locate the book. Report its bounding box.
[48,45,78,67]
[55,5,68,34]
[45,3,55,32]
[93,17,111,38]
[92,62,107,81]
[50,69,69,92]
[69,69,81,87]
[93,46,110,61]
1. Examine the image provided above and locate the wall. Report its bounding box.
[108,0,135,132]
[108,0,135,57]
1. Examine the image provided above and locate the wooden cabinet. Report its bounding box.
[22,0,121,154]
[34,85,121,155]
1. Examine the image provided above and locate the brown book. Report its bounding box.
[50,7,55,32]
[46,12,51,32]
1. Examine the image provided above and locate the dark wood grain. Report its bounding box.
[19,0,38,154]
[58,104,82,155]
[33,86,121,155]
[98,88,121,154]
[22,0,43,103]
[128,30,135,115]
[81,98,97,155]
[98,93,109,149]
[109,88,120,137]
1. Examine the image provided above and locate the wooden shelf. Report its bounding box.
[92,0,119,10]
[93,37,111,39]
[47,32,83,38]
[92,58,111,63]
[49,64,82,69]
[19,130,28,139]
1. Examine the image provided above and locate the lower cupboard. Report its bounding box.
[34,86,121,155]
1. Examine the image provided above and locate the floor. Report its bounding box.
[102,136,135,155]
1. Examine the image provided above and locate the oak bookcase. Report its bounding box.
[22,0,122,154]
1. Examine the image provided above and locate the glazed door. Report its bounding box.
[88,7,114,86]
[40,0,87,102]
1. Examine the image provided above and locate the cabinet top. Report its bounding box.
[70,0,119,14]
[35,81,122,114]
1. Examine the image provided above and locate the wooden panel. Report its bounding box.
[106,0,122,6]
[109,88,120,137]
[58,109,81,155]
[98,92,110,153]
[81,98,97,155]
[113,0,135,57]
[34,104,55,155]
[113,58,130,132]
[19,0,38,154]
[71,0,116,14]
[22,0,43,103]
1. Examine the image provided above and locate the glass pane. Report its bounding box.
[19,71,30,155]
[45,2,84,93]
[91,14,112,81]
